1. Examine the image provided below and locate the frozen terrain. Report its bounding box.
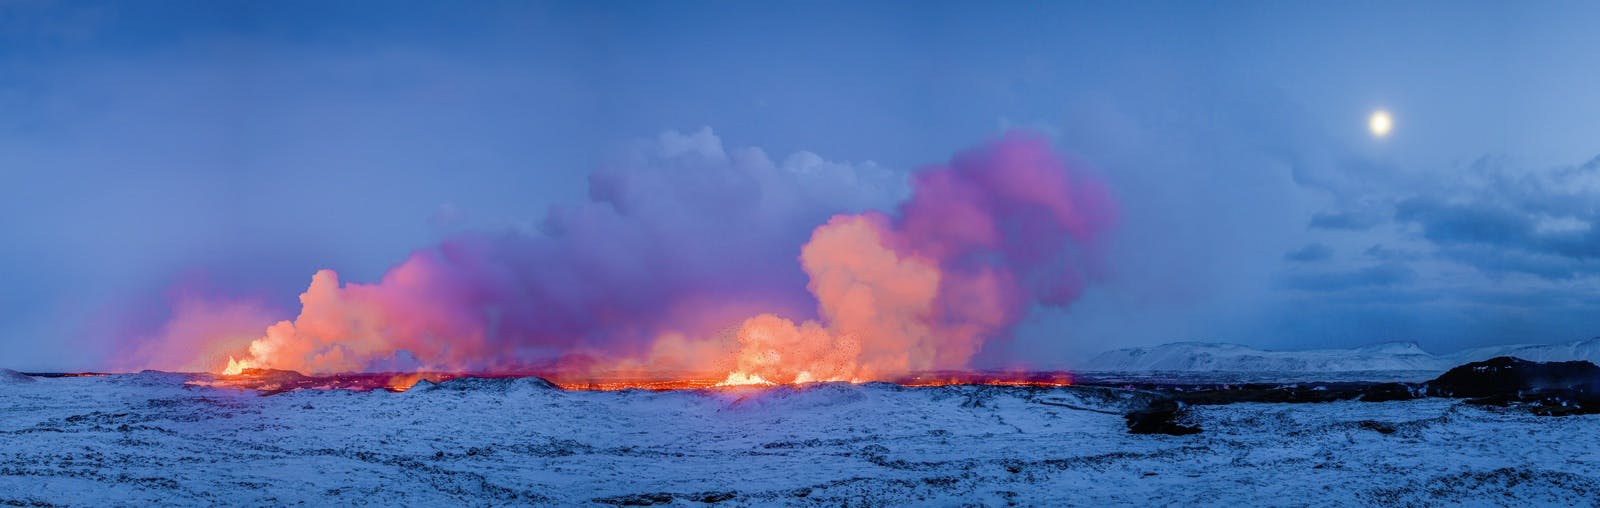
[3,372,1599,506]
[1083,337,1600,375]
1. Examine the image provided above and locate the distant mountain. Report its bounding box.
[1082,338,1600,373]
[0,369,35,383]
[1451,339,1600,365]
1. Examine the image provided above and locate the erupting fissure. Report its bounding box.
[175,131,1116,386]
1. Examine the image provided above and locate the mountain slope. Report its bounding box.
[1083,338,1600,373]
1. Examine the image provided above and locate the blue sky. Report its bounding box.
[3,1,1599,370]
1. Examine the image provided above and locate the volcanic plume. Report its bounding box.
[723,137,1116,384]
[195,130,1116,384]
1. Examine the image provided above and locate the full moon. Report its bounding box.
[1368,109,1393,138]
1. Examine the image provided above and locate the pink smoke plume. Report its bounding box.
[725,132,1117,383]
[202,130,1116,382]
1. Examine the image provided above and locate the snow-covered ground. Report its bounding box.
[1082,337,1600,374]
[3,373,1598,506]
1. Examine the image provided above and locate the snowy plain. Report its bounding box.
[3,371,1599,506]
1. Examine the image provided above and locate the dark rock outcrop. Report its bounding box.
[1116,357,1600,434]
[1124,399,1200,435]
[1358,382,1421,402]
[1426,357,1600,416]
[1427,357,1600,397]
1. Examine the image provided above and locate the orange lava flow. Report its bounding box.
[187,369,466,394]
[550,378,726,391]
[187,369,1072,394]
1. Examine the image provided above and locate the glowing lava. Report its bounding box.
[194,367,1072,395]
[195,368,467,394]
[715,371,777,387]
[222,356,249,376]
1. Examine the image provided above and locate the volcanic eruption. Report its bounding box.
[182,130,1116,389]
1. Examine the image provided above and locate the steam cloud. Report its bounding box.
[196,130,1116,381]
[728,133,1116,383]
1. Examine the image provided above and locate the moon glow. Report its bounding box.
[1369,110,1393,138]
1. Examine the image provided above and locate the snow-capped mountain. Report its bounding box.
[1451,338,1600,365]
[1082,338,1600,373]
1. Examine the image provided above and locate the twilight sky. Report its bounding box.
[3,1,1599,371]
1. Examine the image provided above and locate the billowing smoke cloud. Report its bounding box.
[204,130,1115,381]
[117,298,280,372]
[726,132,1117,383]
